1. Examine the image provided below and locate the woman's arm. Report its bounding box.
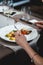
[15,31,43,65]
[23,43,43,65]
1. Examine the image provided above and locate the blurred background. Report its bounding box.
[0,0,43,19]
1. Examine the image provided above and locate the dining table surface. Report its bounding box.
[0,6,43,60]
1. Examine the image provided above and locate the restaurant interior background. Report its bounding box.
[0,0,43,19]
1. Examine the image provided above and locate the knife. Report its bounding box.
[20,18,36,26]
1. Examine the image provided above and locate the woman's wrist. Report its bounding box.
[22,42,29,50]
[22,43,38,59]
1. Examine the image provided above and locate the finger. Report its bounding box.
[17,31,21,35]
[36,24,43,29]
[15,34,20,41]
[17,31,24,36]
[14,32,18,36]
[35,21,43,24]
[14,30,24,39]
[14,30,20,35]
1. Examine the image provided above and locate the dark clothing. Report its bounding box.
[37,30,43,57]
[0,50,31,65]
[30,0,42,5]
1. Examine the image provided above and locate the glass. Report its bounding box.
[28,7,32,19]
[2,0,7,5]
[7,0,13,7]
[21,6,31,21]
[2,0,13,6]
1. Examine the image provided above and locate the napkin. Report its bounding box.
[29,19,38,24]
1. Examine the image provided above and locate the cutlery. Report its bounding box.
[14,24,18,30]
[20,18,36,26]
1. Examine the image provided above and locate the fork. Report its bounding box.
[14,24,18,30]
[14,19,18,30]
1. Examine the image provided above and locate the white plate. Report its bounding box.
[0,6,9,12]
[0,24,38,42]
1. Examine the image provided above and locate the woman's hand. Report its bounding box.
[15,31,28,47]
[35,21,43,29]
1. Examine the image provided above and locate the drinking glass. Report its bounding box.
[2,0,7,5]
[7,0,13,7]
[28,6,32,19]
[21,6,31,21]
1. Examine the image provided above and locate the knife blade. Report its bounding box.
[20,18,36,26]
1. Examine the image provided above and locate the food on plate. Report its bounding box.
[21,28,32,35]
[5,29,32,41]
[5,30,17,40]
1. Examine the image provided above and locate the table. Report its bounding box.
[0,10,42,60]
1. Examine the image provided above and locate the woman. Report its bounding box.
[15,21,43,65]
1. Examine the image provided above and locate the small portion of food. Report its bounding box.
[5,30,17,40]
[21,29,32,35]
[5,29,32,41]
